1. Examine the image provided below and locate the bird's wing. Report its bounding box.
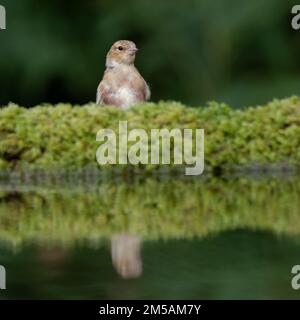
[97,78,122,107]
[136,68,150,101]
[96,81,105,105]
[96,79,112,105]
[96,87,101,104]
[144,82,151,101]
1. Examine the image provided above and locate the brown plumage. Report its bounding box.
[96,40,150,109]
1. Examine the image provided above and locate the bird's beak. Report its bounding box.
[128,48,139,53]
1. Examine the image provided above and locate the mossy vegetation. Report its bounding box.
[0,96,300,172]
[0,176,299,246]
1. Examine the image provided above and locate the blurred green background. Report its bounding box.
[0,0,300,108]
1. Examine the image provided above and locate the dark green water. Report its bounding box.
[0,175,300,299]
[0,231,300,299]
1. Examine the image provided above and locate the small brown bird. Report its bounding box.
[96,40,150,109]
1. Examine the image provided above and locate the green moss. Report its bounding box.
[0,96,300,171]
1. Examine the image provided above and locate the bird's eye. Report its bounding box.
[118,46,123,51]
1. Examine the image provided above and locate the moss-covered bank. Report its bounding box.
[0,96,300,171]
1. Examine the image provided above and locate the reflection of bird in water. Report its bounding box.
[97,40,150,109]
[111,234,142,279]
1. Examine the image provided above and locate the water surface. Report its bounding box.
[0,174,299,299]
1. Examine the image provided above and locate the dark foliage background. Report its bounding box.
[0,0,300,108]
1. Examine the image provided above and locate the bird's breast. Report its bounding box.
[102,66,146,109]
[114,86,138,109]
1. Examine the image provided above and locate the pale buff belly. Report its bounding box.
[114,87,141,110]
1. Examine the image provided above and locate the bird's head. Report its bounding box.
[106,40,139,68]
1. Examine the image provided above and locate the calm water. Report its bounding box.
[0,174,300,299]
